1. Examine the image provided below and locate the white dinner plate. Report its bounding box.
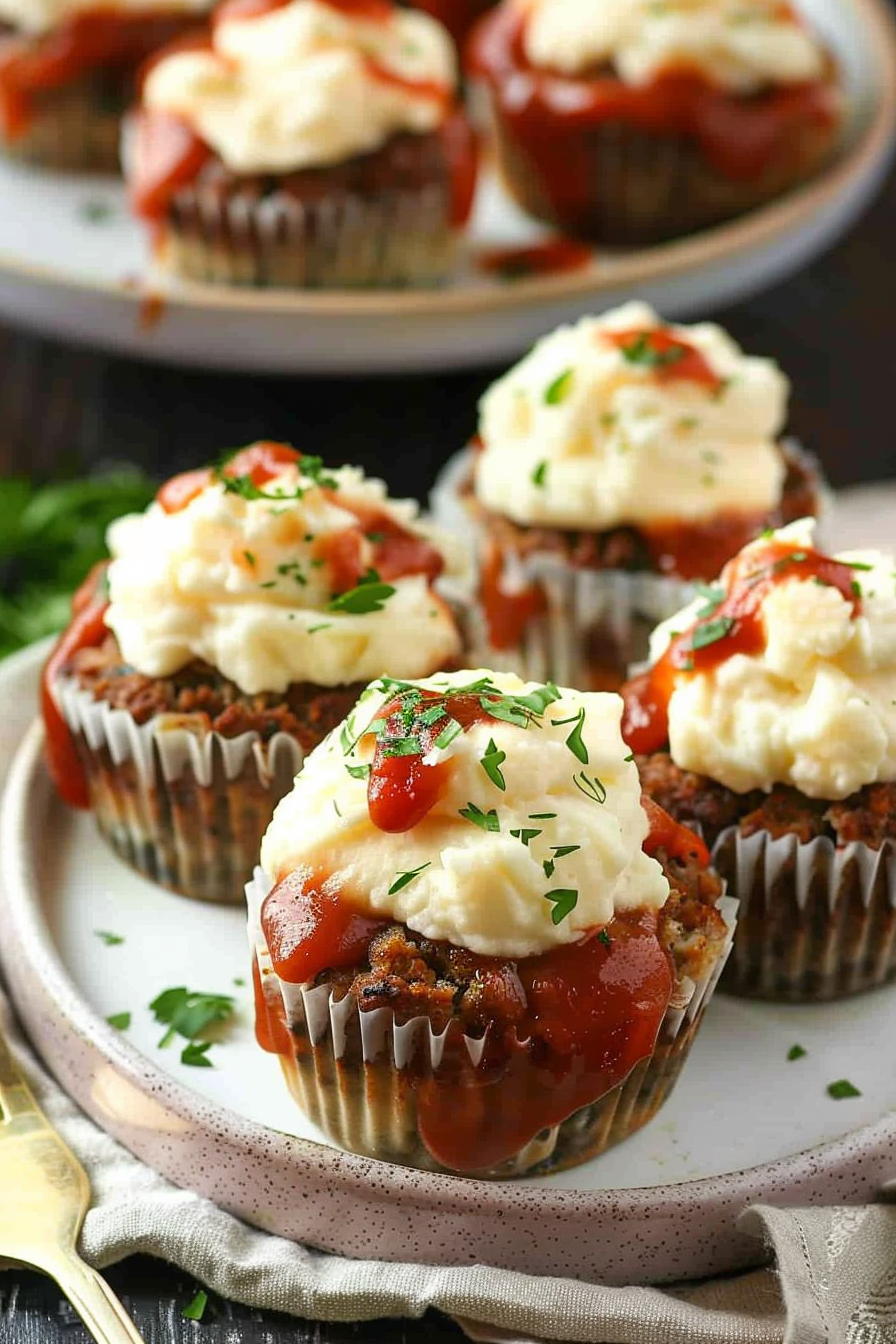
[2,486,896,1286]
[0,0,894,373]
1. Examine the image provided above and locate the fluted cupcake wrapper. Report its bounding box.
[149,176,458,289]
[3,76,125,172]
[55,677,304,904]
[247,868,737,1177]
[712,827,896,1002]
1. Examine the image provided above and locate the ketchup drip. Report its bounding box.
[315,492,446,592]
[41,563,110,810]
[622,539,860,755]
[467,4,837,230]
[480,541,545,651]
[606,327,722,391]
[366,689,492,832]
[410,0,495,48]
[262,866,390,984]
[641,511,769,581]
[415,909,671,1171]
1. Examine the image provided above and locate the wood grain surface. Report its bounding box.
[0,154,895,1343]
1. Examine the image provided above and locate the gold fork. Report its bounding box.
[0,1026,146,1343]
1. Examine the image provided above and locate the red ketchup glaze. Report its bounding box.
[217,0,392,19]
[605,327,722,391]
[467,4,836,230]
[366,690,492,832]
[41,563,110,809]
[252,955,295,1055]
[316,493,446,592]
[156,441,301,512]
[477,237,593,279]
[480,542,545,651]
[439,106,479,227]
[642,511,769,581]
[640,794,710,868]
[261,866,391,985]
[622,539,860,755]
[415,908,672,1171]
[129,108,211,220]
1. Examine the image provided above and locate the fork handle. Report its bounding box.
[47,1251,147,1344]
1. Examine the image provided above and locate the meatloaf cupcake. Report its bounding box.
[125,0,478,288]
[468,0,842,243]
[432,301,825,691]
[624,519,896,1002]
[42,442,467,904]
[0,0,209,171]
[248,669,735,1176]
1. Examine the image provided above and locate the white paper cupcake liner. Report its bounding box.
[712,826,896,1001]
[246,868,737,1176]
[151,176,457,289]
[56,677,304,904]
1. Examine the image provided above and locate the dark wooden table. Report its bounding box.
[2,161,896,1343]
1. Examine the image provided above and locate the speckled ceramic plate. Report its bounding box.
[0,0,893,373]
[2,486,896,1284]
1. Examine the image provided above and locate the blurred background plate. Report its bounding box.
[0,0,893,374]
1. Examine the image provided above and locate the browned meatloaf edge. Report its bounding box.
[318,847,728,1033]
[65,633,365,750]
[637,751,896,851]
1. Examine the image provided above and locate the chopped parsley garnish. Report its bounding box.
[544,369,574,405]
[677,417,698,432]
[691,616,735,651]
[106,1012,131,1030]
[573,772,607,804]
[618,332,685,371]
[333,799,342,817]
[388,862,431,895]
[181,1041,214,1068]
[787,1044,807,1061]
[216,452,336,501]
[233,978,246,987]
[532,461,548,488]
[847,561,874,571]
[511,827,541,846]
[552,706,588,764]
[433,717,463,751]
[459,803,500,832]
[597,929,611,947]
[851,580,862,599]
[694,582,725,618]
[259,580,276,589]
[511,682,561,714]
[827,1079,861,1100]
[182,1291,208,1322]
[328,569,395,615]
[544,888,578,925]
[149,987,234,1051]
[530,812,556,820]
[552,844,581,859]
[95,930,124,946]
[381,737,421,758]
[242,550,256,567]
[480,738,507,790]
[307,623,331,634]
[600,412,618,429]
[345,762,371,780]
[79,199,113,225]
[623,752,634,763]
